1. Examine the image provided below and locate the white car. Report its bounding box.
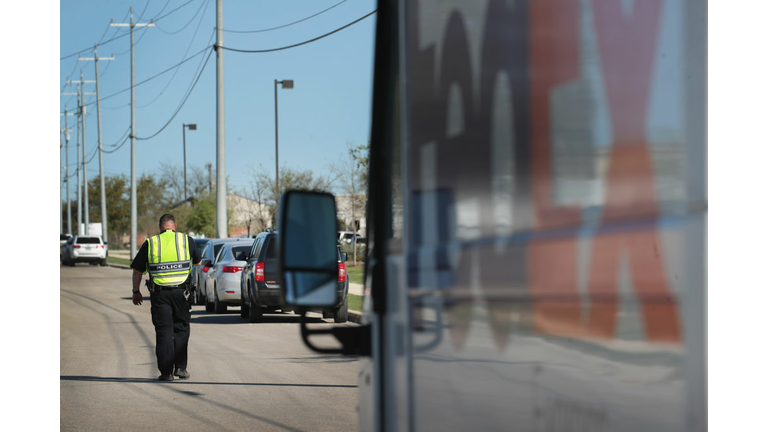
[338,231,364,244]
[194,237,249,306]
[61,235,107,266]
[204,239,255,314]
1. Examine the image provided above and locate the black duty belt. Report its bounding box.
[158,285,186,290]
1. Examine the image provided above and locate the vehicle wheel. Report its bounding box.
[90,261,98,266]
[248,299,263,323]
[204,288,214,312]
[214,290,227,314]
[69,260,76,267]
[240,288,250,318]
[333,296,349,323]
[100,259,107,266]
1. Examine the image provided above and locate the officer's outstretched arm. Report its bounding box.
[132,270,144,305]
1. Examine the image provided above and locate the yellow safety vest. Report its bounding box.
[146,230,192,287]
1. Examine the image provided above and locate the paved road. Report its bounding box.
[60,264,360,431]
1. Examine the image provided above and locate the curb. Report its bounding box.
[348,310,363,324]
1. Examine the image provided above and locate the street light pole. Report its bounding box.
[182,123,197,202]
[274,79,293,201]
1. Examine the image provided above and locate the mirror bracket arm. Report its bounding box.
[299,312,371,356]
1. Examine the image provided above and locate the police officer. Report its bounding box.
[131,214,202,382]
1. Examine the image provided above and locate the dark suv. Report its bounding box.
[240,231,349,323]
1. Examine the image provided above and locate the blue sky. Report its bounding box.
[59,0,377,195]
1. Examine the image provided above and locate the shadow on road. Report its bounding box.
[274,355,359,364]
[60,375,357,388]
[190,312,327,325]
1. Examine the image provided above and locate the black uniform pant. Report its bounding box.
[150,288,190,376]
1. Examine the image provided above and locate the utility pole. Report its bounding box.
[215,0,227,238]
[80,47,114,245]
[60,129,64,234]
[81,69,90,235]
[112,8,154,257]
[68,73,96,235]
[75,86,82,235]
[62,87,84,235]
[61,107,75,234]
[208,162,213,194]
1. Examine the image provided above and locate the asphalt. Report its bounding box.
[60,265,360,431]
[107,251,364,324]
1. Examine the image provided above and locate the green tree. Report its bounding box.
[187,193,217,237]
[329,142,368,264]
[86,175,129,245]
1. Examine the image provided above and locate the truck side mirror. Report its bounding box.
[278,190,339,307]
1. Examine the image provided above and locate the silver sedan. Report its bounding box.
[204,239,255,314]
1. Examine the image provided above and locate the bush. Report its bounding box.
[340,242,366,263]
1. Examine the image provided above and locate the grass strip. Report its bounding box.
[348,293,362,312]
[107,256,133,267]
[346,265,364,285]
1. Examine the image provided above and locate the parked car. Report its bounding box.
[193,237,211,251]
[192,237,252,307]
[338,231,364,245]
[240,232,349,323]
[60,235,107,266]
[325,246,349,323]
[187,237,212,305]
[204,240,255,313]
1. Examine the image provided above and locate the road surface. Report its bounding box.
[60,264,360,431]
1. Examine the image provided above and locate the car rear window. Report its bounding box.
[76,237,101,244]
[265,239,276,259]
[232,246,250,261]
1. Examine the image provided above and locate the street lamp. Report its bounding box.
[274,79,293,199]
[182,123,197,201]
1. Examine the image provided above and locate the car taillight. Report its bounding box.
[74,245,81,249]
[203,266,211,273]
[255,262,265,282]
[222,266,243,273]
[98,245,104,248]
[338,262,347,282]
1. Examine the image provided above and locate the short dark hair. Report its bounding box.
[159,214,176,226]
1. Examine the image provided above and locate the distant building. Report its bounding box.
[228,193,273,237]
[335,194,367,235]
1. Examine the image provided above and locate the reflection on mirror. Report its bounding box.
[278,190,339,307]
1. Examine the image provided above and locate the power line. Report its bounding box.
[219,9,376,54]
[115,26,150,56]
[80,46,211,109]
[138,8,213,109]
[102,134,131,154]
[107,127,132,147]
[154,0,197,23]
[136,0,153,21]
[222,0,347,34]
[156,0,209,35]
[60,0,195,61]
[135,47,214,140]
